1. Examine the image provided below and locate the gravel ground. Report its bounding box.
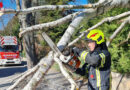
[36,69,88,90]
[0,60,88,90]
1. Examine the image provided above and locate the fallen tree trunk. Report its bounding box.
[8,0,130,89]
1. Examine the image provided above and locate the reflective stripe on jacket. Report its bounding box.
[76,47,111,89]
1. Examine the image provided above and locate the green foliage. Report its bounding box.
[118,50,130,73]
[78,8,130,73]
[2,1,129,74]
[88,0,98,3]
[38,0,74,43]
[34,0,75,60]
[11,21,20,39]
[0,16,20,41]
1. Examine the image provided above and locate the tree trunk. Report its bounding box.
[9,0,130,89]
[24,0,130,88]
[18,0,38,69]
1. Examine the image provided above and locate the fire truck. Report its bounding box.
[0,36,21,65]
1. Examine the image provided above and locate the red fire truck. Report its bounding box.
[0,36,21,65]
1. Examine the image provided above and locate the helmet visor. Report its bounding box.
[84,38,95,43]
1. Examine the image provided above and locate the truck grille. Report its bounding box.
[7,59,13,60]
[6,62,14,63]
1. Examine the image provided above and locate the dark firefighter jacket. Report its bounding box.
[75,47,111,88]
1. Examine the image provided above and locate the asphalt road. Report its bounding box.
[0,61,27,90]
[0,61,88,90]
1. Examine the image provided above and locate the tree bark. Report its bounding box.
[0,4,94,15]
[9,0,130,89]
[8,65,39,90]
[19,12,81,37]
[68,11,130,46]
[54,53,78,90]
[19,0,38,69]
[24,0,130,88]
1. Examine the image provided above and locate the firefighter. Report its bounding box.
[71,29,111,90]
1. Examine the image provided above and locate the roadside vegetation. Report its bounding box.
[0,0,129,74]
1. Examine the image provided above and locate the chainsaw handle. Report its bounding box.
[59,54,72,63]
[65,55,74,63]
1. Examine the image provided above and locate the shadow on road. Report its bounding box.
[0,82,13,88]
[0,61,27,78]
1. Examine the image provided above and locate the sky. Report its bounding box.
[0,0,16,30]
[0,0,88,30]
[69,0,88,5]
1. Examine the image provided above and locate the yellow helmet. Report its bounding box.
[85,29,105,44]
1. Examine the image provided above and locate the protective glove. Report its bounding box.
[75,63,89,77]
[72,47,80,56]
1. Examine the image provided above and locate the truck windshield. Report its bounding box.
[0,45,19,52]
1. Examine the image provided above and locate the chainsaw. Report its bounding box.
[42,32,81,70]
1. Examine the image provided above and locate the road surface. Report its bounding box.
[0,61,88,90]
[0,61,27,90]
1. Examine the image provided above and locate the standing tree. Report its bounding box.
[0,0,129,89]
[16,0,38,69]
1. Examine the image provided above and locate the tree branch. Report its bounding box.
[88,11,130,30]
[68,11,130,47]
[1,0,130,15]
[0,2,106,15]
[117,32,130,47]
[18,0,130,38]
[54,53,78,90]
[19,12,81,37]
[16,0,21,10]
[0,12,4,17]
[8,65,39,90]
[8,0,130,89]
[23,51,54,90]
[19,0,111,37]
[106,16,130,47]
